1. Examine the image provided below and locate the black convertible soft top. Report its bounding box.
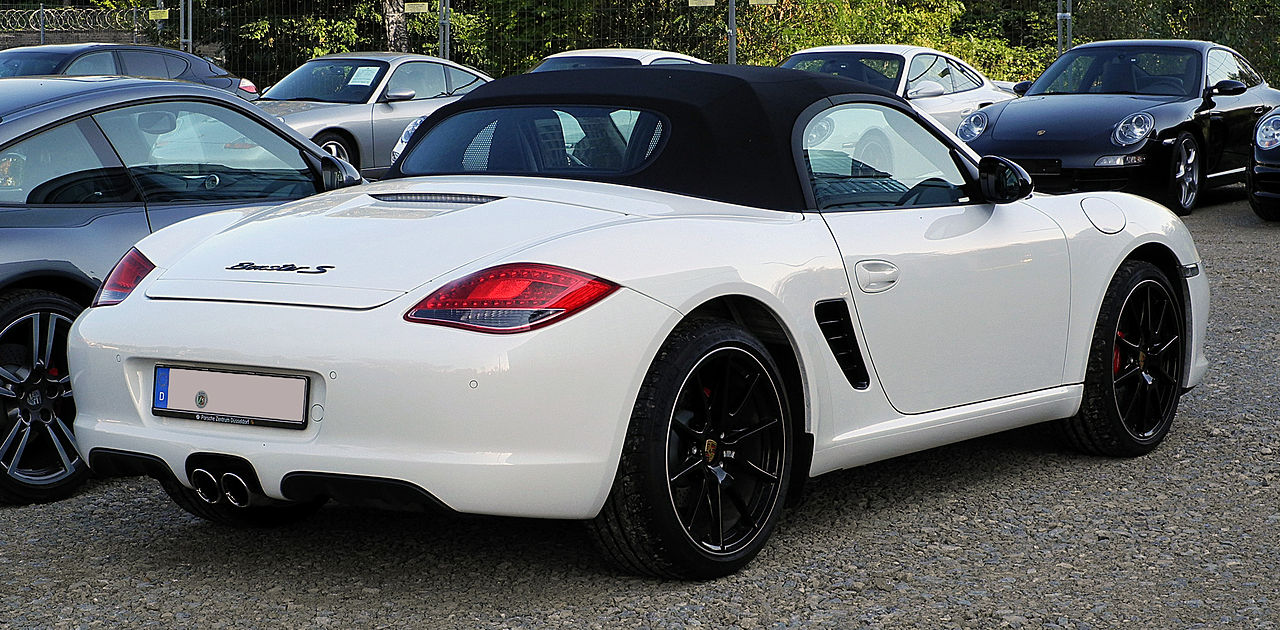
[389,65,903,211]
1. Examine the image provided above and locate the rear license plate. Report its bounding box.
[152,366,309,429]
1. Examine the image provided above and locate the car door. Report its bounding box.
[1204,48,1262,174]
[804,101,1070,415]
[904,54,966,130]
[0,118,149,283]
[372,62,455,170]
[91,100,322,231]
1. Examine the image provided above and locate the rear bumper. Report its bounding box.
[69,287,679,519]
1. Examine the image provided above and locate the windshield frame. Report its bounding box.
[1026,45,1204,98]
[261,58,390,104]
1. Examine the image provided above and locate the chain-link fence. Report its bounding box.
[2,1,1279,95]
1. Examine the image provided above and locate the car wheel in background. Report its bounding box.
[314,131,357,169]
[1059,261,1184,457]
[0,290,87,504]
[589,319,792,579]
[1164,132,1200,215]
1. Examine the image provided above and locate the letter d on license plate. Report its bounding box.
[153,365,309,429]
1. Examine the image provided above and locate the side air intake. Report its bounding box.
[814,299,870,390]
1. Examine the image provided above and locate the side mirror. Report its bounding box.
[384,89,416,102]
[978,155,1034,204]
[138,111,177,135]
[1013,81,1032,96]
[320,154,363,191]
[906,80,946,99]
[1207,79,1247,97]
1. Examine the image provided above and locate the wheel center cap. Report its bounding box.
[25,390,42,407]
[703,439,718,464]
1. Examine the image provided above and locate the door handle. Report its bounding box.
[854,260,900,294]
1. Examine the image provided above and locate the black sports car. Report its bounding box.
[1249,111,1280,220]
[0,43,259,100]
[960,39,1280,214]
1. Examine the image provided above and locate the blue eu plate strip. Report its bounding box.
[154,367,170,409]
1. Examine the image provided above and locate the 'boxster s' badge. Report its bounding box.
[225,262,335,274]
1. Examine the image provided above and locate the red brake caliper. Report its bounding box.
[1113,331,1124,374]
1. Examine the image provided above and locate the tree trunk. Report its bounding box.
[383,0,408,52]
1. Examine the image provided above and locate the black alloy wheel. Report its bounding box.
[1060,261,1185,456]
[590,319,792,579]
[0,290,87,503]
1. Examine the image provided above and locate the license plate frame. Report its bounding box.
[152,365,309,430]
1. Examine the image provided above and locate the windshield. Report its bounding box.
[0,51,67,77]
[1028,46,1202,97]
[398,106,666,177]
[531,56,643,72]
[261,59,389,104]
[780,52,904,93]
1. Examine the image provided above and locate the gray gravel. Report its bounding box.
[2,187,1277,629]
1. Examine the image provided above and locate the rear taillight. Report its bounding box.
[237,78,258,94]
[405,263,618,333]
[93,248,155,307]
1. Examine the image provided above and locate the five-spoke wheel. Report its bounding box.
[0,290,87,503]
[1165,132,1200,215]
[591,319,792,579]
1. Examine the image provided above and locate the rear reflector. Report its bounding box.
[405,263,618,333]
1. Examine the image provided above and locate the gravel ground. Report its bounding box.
[2,188,1277,629]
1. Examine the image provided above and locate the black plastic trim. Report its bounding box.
[814,299,871,390]
[280,472,453,513]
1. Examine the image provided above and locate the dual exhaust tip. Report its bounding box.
[191,468,254,508]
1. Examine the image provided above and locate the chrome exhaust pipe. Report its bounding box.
[191,469,221,504]
[221,472,252,508]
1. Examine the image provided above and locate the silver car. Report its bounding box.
[0,76,361,505]
[257,52,492,179]
[781,45,1016,131]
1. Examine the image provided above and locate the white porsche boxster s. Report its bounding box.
[69,66,1209,579]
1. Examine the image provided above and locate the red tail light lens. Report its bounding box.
[238,78,258,94]
[92,248,155,307]
[405,263,619,333]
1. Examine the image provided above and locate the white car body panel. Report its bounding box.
[788,45,1016,130]
[70,169,1208,518]
[540,48,709,66]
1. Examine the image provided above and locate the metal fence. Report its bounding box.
[1,1,1278,96]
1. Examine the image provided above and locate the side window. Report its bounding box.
[1233,54,1262,87]
[0,119,138,205]
[64,51,118,75]
[162,54,190,78]
[92,101,319,203]
[802,103,970,211]
[119,51,168,78]
[1206,49,1248,86]
[446,67,484,95]
[950,60,982,92]
[386,62,448,100]
[650,58,695,65]
[906,54,953,94]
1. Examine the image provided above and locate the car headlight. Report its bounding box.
[956,111,988,143]
[391,115,428,163]
[1112,112,1155,146]
[1259,114,1280,150]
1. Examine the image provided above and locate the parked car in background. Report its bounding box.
[1250,111,1280,220]
[257,52,491,179]
[780,45,1015,130]
[0,76,362,504]
[0,43,258,99]
[70,66,1206,579]
[531,48,708,72]
[959,39,1280,215]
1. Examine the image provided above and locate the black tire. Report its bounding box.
[588,319,793,579]
[158,474,324,528]
[313,131,358,169]
[0,290,87,504]
[1248,164,1280,221]
[1059,261,1185,456]
[1163,132,1200,216]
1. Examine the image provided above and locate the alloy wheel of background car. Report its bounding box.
[1166,132,1200,215]
[0,290,87,504]
[589,319,792,579]
[314,131,356,167]
[1059,261,1184,456]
